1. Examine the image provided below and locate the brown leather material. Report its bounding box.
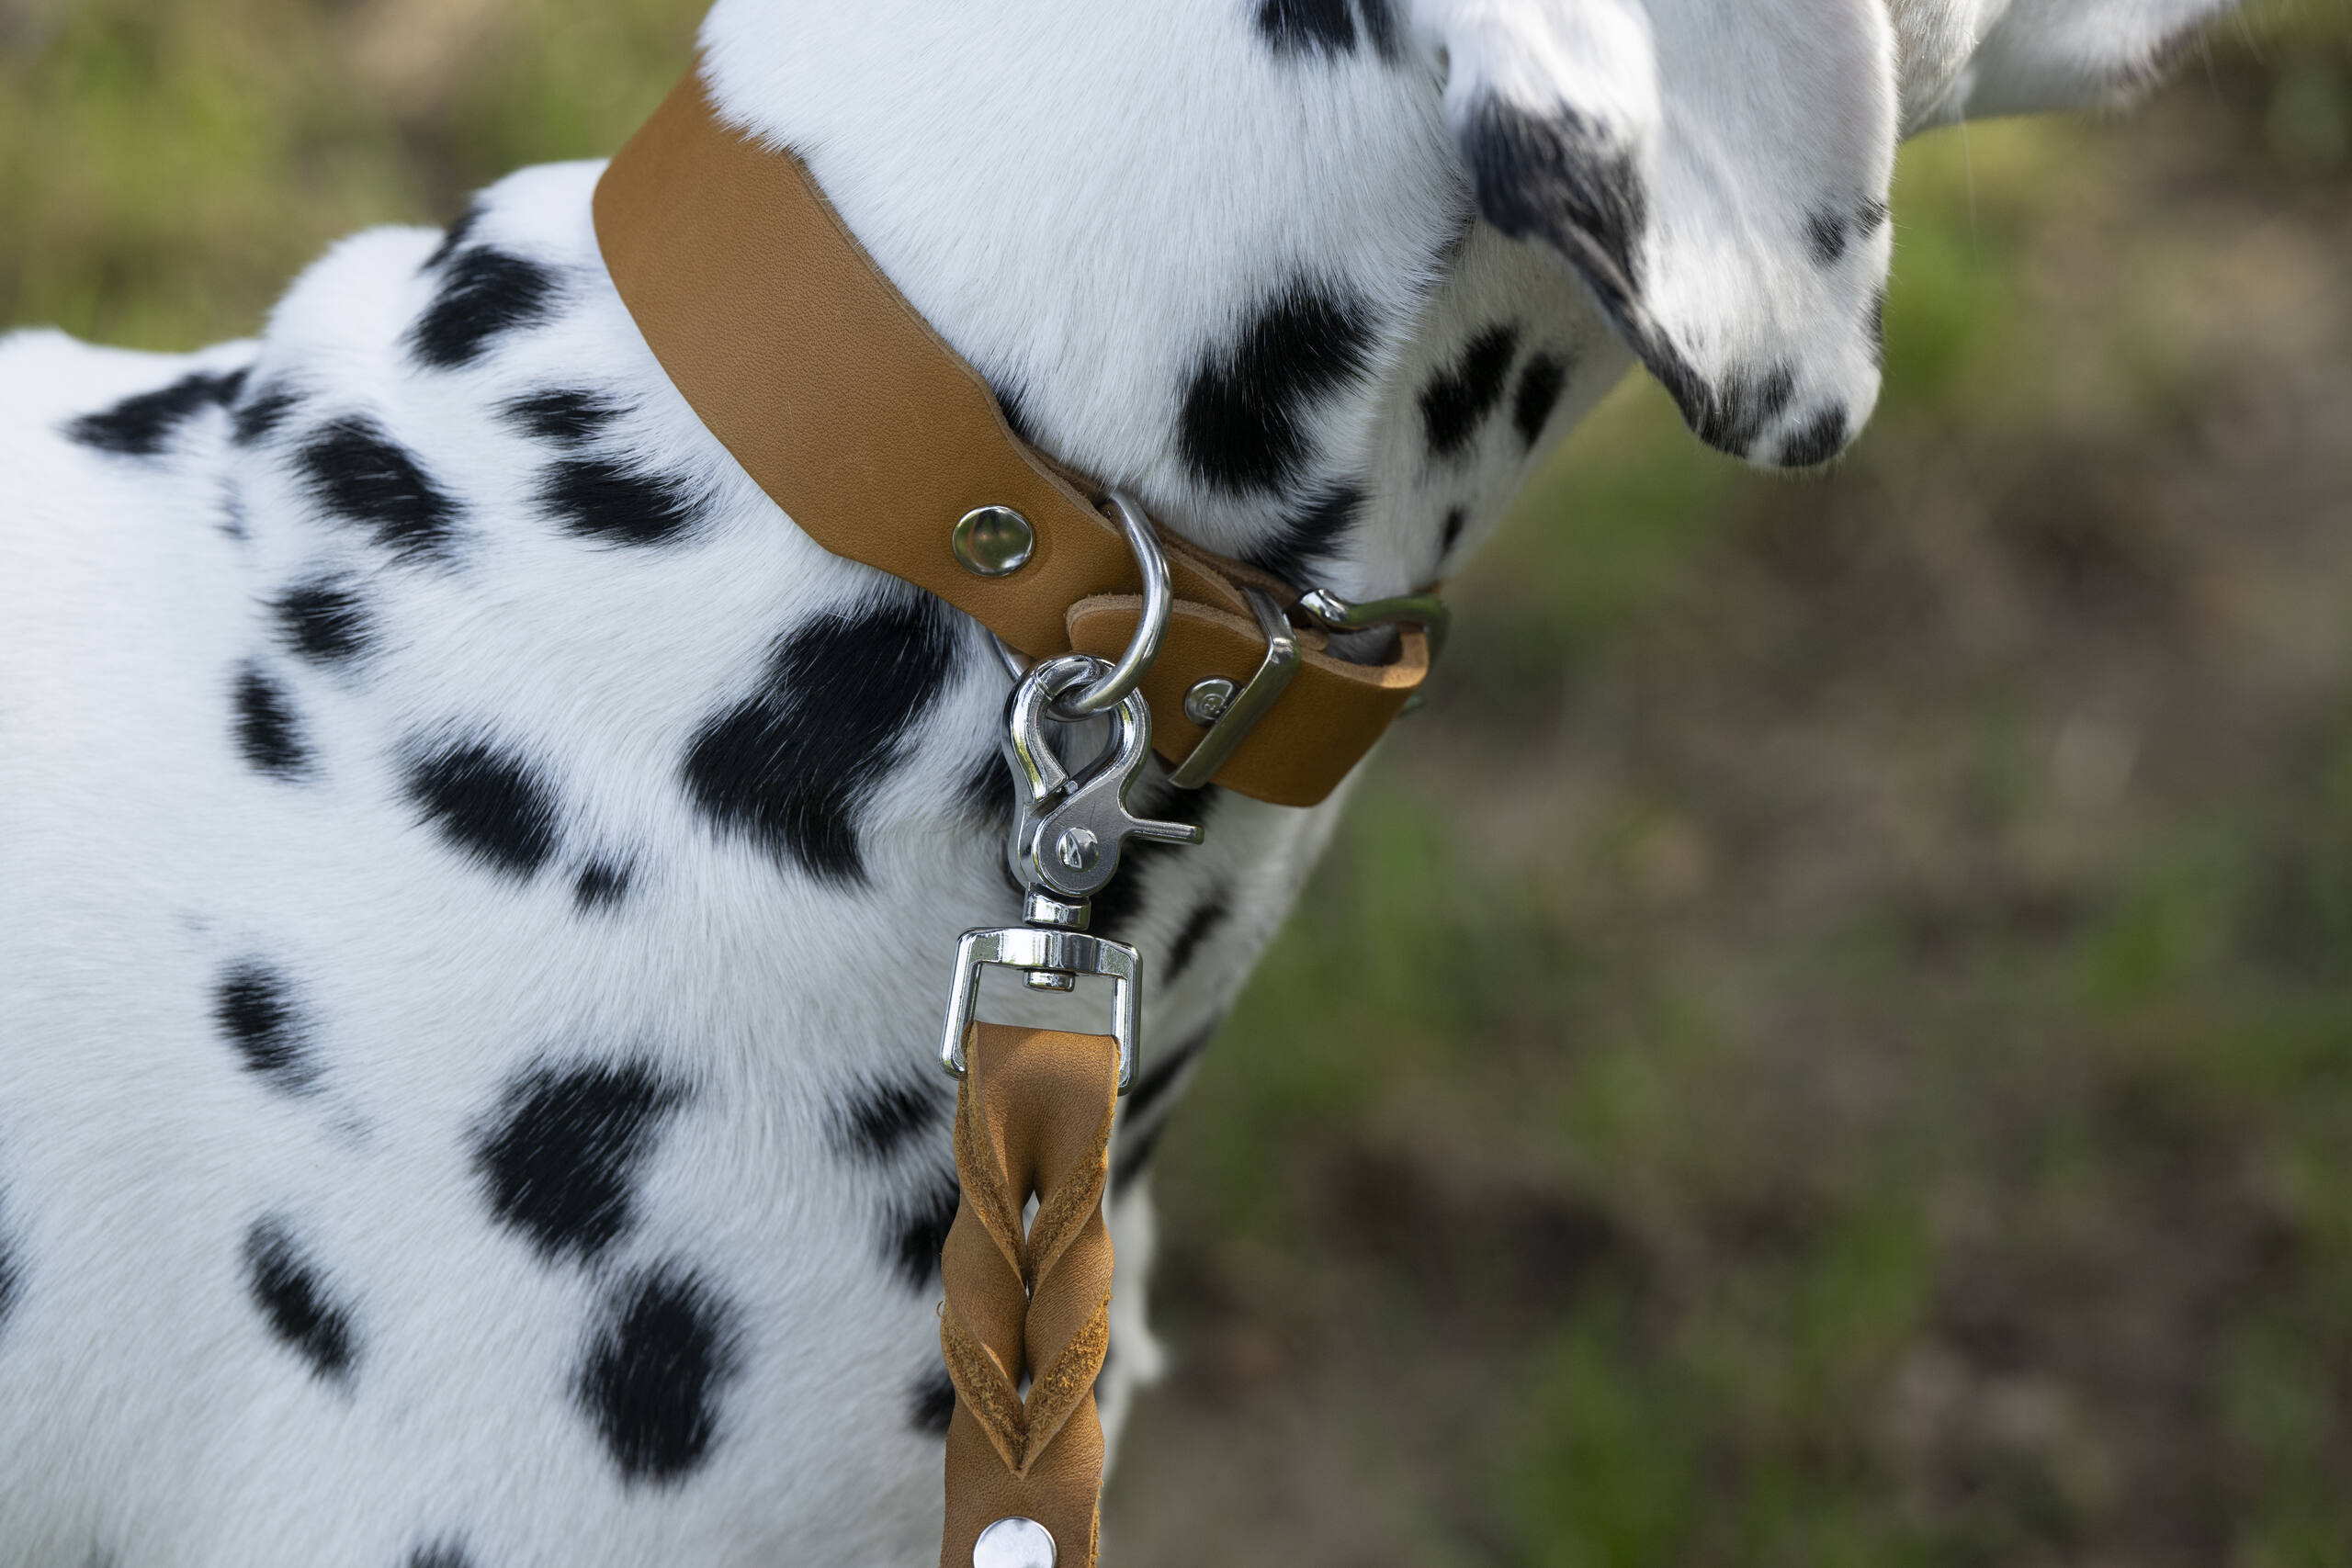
[937,1023,1120,1568]
[1068,598,1428,805]
[592,71,1430,807]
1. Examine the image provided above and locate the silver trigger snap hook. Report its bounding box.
[1003,653,1202,909]
[940,651,1204,1096]
[941,494,1197,1090]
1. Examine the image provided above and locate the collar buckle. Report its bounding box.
[1167,586,1303,790]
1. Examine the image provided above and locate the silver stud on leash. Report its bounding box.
[974,1516,1057,1568]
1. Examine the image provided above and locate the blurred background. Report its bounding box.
[5,1,2349,1562]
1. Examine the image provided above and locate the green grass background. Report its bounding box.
[6,2,2351,1562]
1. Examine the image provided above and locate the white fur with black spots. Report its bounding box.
[0,1,2238,1562]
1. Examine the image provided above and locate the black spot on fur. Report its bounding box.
[220,484,252,544]
[1256,0,1401,60]
[1778,405,1850,468]
[402,739,560,878]
[1513,352,1570,450]
[578,1265,741,1484]
[1422,324,1521,459]
[422,203,485,272]
[542,457,703,547]
[1460,98,1648,319]
[1805,209,1850,267]
[835,1077,946,1164]
[1357,0,1402,60]
[1166,893,1231,984]
[273,580,374,667]
[474,1060,687,1264]
[212,962,319,1095]
[890,1168,963,1292]
[243,1219,357,1382]
[406,1542,475,1568]
[64,368,246,457]
[1811,198,1889,269]
[1178,281,1374,496]
[1256,0,1356,56]
[1691,364,1796,455]
[909,1361,956,1436]
[1113,1116,1172,1190]
[684,594,960,886]
[232,662,314,781]
[412,249,559,370]
[960,745,1017,838]
[1248,482,1363,586]
[300,418,459,563]
[1641,342,1715,448]
[1439,506,1470,558]
[232,384,301,446]
[504,389,621,446]
[1126,1024,1216,1126]
[573,861,632,911]
[0,1184,22,1335]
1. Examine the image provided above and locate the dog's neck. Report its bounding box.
[697,0,1629,608]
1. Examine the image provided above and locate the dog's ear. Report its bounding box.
[1410,0,1900,468]
[1896,0,2239,129]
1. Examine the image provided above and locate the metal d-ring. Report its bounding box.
[1048,491,1170,720]
[941,923,1144,1093]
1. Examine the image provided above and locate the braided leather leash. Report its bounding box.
[937,1024,1121,1567]
[924,660,1187,1568]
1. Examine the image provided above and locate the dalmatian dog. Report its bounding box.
[0,0,2233,1562]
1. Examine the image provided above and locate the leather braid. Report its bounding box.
[937,1023,1120,1568]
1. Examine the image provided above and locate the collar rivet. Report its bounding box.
[1184,677,1237,727]
[953,506,1035,577]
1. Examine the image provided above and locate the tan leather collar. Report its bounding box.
[593,71,1431,808]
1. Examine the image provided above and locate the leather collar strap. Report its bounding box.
[593,72,1429,808]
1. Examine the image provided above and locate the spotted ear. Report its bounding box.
[1897,0,2241,129]
[1413,0,1900,468]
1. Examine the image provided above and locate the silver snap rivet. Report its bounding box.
[1054,827,1101,873]
[974,1517,1057,1568]
[1183,677,1237,728]
[952,506,1036,577]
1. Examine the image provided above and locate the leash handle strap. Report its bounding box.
[939,1023,1122,1568]
[593,71,1429,808]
